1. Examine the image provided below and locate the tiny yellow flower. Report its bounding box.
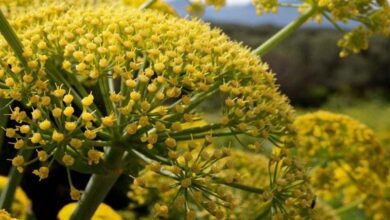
[39,119,51,130]
[65,121,77,132]
[32,166,49,180]
[62,155,75,166]
[52,130,65,143]
[81,94,94,107]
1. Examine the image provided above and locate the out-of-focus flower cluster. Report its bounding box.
[186,0,226,17]
[252,0,278,15]
[0,0,293,204]
[293,111,390,219]
[58,202,122,220]
[251,0,390,57]
[0,209,17,220]
[312,0,390,57]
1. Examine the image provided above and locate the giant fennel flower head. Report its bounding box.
[128,145,315,219]
[127,121,314,219]
[0,1,295,217]
[293,111,390,219]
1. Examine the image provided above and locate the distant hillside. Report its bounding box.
[213,23,390,106]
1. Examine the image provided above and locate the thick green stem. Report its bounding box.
[70,148,124,220]
[0,10,27,67]
[0,12,32,212]
[0,150,33,211]
[252,6,317,56]
[0,167,21,211]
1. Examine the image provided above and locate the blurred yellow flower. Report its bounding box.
[58,203,122,220]
[294,111,390,219]
[0,209,17,220]
[0,176,31,220]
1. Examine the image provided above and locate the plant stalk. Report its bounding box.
[0,11,33,212]
[335,197,365,215]
[139,0,157,10]
[0,150,33,211]
[0,10,27,67]
[69,148,124,220]
[0,99,9,155]
[252,6,317,56]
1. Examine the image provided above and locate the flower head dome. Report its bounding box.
[293,111,390,218]
[0,3,294,212]
[293,111,386,175]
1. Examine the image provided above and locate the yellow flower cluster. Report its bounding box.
[128,143,315,219]
[0,176,31,220]
[252,0,278,15]
[294,111,387,175]
[0,209,17,220]
[293,111,390,219]
[251,0,389,57]
[312,0,390,57]
[0,0,114,19]
[129,137,233,219]
[224,148,315,219]
[0,1,292,202]
[186,0,226,16]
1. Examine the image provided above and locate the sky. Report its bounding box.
[226,0,390,5]
[167,0,253,6]
[170,0,390,6]
[225,0,252,6]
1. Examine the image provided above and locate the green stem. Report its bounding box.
[0,150,33,211]
[252,6,317,56]
[98,78,114,115]
[70,148,124,220]
[0,10,27,67]
[139,0,157,10]
[212,177,265,194]
[335,197,364,215]
[0,14,36,211]
[0,99,9,155]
